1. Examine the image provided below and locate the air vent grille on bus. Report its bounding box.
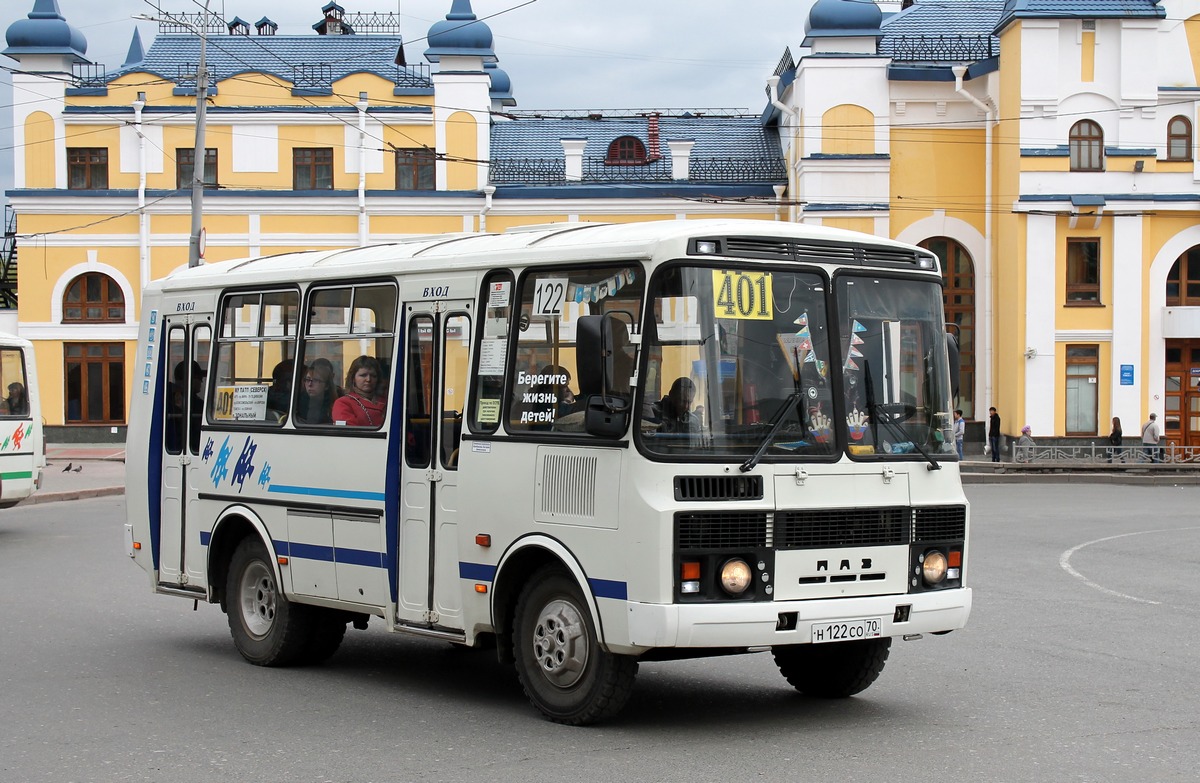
[674,475,764,501]
[775,507,910,549]
[539,453,598,518]
[713,237,930,269]
[677,512,768,550]
[913,505,967,542]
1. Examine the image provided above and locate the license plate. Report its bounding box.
[810,617,883,644]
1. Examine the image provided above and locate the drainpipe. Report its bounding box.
[952,65,995,419]
[480,184,495,232]
[767,75,798,223]
[357,91,369,246]
[133,91,149,285]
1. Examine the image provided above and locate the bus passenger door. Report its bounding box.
[397,301,472,629]
[160,321,211,587]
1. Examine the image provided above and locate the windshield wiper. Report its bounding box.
[863,359,940,471]
[739,390,805,473]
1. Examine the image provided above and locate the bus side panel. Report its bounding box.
[125,291,164,579]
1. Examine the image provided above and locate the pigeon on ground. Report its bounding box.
[61,462,72,472]
[72,464,82,473]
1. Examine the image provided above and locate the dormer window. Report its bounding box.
[227,17,250,36]
[606,136,647,165]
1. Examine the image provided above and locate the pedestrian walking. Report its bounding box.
[1141,413,1162,463]
[1016,425,1035,463]
[1107,416,1123,463]
[953,409,965,460]
[988,406,1001,463]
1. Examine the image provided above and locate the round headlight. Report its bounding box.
[719,559,753,595]
[922,550,948,585]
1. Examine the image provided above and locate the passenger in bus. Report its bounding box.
[266,359,295,417]
[3,382,27,416]
[654,377,699,433]
[169,360,205,452]
[332,355,386,427]
[296,358,337,425]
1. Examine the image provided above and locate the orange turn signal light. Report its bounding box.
[277,556,289,566]
[475,534,491,547]
[681,561,701,581]
[948,550,962,568]
[475,583,488,594]
[132,541,141,550]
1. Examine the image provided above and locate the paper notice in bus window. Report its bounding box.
[479,338,507,375]
[488,281,511,309]
[484,317,508,337]
[712,270,773,320]
[212,384,268,421]
[476,398,501,424]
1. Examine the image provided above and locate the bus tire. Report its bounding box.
[302,610,348,665]
[772,638,891,698]
[512,567,637,725]
[226,537,312,667]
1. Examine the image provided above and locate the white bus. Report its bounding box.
[125,219,971,724]
[0,331,43,507]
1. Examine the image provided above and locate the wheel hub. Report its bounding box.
[532,598,588,688]
[239,560,277,639]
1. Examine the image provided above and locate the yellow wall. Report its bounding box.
[1185,16,1200,85]
[1081,30,1095,82]
[23,111,56,188]
[821,104,874,155]
[889,127,987,239]
[821,217,875,234]
[446,111,478,191]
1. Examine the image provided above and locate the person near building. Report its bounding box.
[953,409,965,460]
[1016,425,1035,463]
[1141,413,1162,463]
[1107,416,1123,463]
[987,406,1001,463]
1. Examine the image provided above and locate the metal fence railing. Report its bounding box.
[1008,443,1200,465]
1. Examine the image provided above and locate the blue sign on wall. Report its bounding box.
[1120,364,1135,386]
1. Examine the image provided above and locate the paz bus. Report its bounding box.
[124,219,971,724]
[0,331,43,507]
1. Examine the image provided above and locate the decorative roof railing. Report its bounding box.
[71,63,109,88]
[501,108,754,120]
[293,63,333,90]
[153,12,227,34]
[393,63,432,88]
[341,12,401,34]
[882,34,998,62]
[489,156,786,185]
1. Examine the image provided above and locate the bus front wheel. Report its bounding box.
[772,638,891,698]
[226,537,312,666]
[512,567,638,725]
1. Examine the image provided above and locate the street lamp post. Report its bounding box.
[134,4,209,267]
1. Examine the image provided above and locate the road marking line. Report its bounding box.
[1059,526,1200,605]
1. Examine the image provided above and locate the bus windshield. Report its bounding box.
[638,265,954,461]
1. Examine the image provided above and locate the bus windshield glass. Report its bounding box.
[638,265,954,461]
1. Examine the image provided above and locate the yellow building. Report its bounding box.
[4,0,781,437]
[772,0,1200,452]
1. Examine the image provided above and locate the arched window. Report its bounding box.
[606,136,647,165]
[920,237,976,419]
[1069,120,1104,172]
[1166,246,1200,306]
[1168,115,1192,161]
[63,273,124,323]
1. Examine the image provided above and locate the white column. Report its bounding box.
[1111,216,1143,425]
[561,139,587,181]
[1024,213,1057,435]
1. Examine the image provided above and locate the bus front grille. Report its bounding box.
[677,512,768,550]
[774,507,910,549]
[674,475,764,501]
[913,505,967,541]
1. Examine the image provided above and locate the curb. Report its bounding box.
[19,486,125,505]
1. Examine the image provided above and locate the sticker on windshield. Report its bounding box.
[712,270,772,320]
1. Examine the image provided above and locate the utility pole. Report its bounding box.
[134,2,209,267]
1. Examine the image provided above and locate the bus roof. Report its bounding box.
[148,219,934,293]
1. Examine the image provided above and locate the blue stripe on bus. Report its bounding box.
[262,537,385,568]
[588,578,628,601]
[265,484,387,502]
[148,344,167,571]
[459,561,497,581]
[200,530,211,546]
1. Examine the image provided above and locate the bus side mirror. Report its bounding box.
[577,314,633,438]
[945,331,961,401]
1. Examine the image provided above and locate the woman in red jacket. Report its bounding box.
[332,355,386,427]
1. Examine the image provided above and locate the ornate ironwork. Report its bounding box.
[154,12,226,34]
[393,63,432,88]
[502,108,753,120]
[1009,443,1200,465]
[0,206,16,309]
[774,47,795,77]
[292,64,333,90]
[883,34,997,63]
[71,63,109,88]
[173,63,217,90]
[342,12,401,34]
[488,156,786,185]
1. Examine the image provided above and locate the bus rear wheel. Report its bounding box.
[772,638,891,698]
[226,537,312,667]
[512,567,637,725]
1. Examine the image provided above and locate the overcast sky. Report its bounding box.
[2,0,817,207]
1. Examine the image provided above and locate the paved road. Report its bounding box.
[0,486,1197,782]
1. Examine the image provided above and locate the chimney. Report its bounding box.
[646,113,662,161]
[561,139,587,181]
[667,140,696,180]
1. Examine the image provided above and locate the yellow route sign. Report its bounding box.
[712,270,773,320]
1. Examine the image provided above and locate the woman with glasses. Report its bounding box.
[296,357,337,425]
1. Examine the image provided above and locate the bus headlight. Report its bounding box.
[921,550,948,585]
[720,558,752,596]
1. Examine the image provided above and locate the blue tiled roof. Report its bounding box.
[879,0,1005,60]
[996,0,1164,32]
[490,116,783,185]
[105,33,425,88]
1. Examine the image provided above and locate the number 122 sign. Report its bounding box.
[712,270,773,320]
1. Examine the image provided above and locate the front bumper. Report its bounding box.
[623,587,971,650]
